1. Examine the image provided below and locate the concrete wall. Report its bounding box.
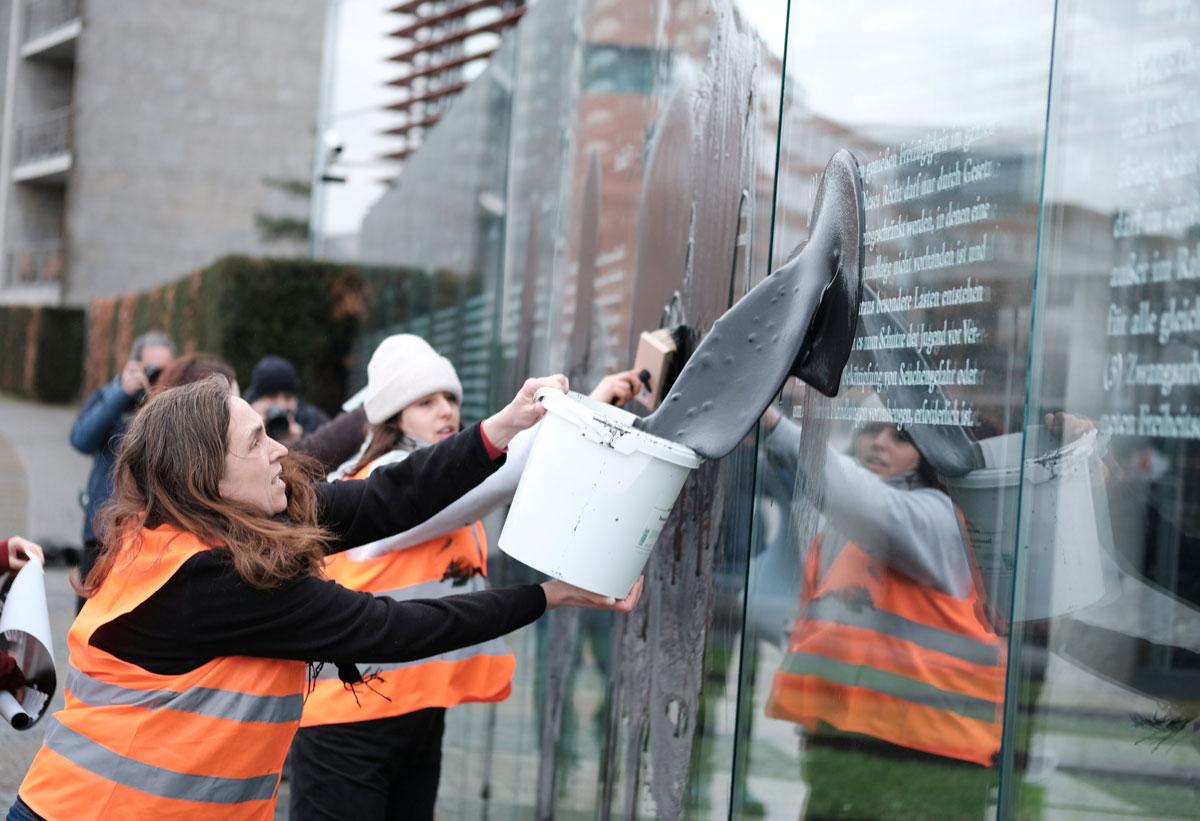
[0,1,10,123]
[64,0,323,303]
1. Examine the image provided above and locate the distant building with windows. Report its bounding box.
[0,0,324,305]
[381,0,526,164]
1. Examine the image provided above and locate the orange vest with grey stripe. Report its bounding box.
[19,526,304,820]
[766,530,1006,767]
[299,456,514,728]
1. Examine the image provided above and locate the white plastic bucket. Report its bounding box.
[945,426,1118,622]
[498,388,702,597]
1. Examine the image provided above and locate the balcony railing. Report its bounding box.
[5,240,65,285]
[14,107,72,167]
[23,0,81,44]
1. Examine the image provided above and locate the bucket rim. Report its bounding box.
[537,388,703,469]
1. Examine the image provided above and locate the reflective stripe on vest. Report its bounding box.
[43,718,280,805]
[767,536,1006,766]
[804,595,1000,667]
[18,526,304,820]
[777,652,998,724]
[66,667,302,724]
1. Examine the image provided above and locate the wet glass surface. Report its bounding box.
[333,0,1200,818]
[349,0,788,817]
[734,2,1055,817]
[1001,2,1200,817]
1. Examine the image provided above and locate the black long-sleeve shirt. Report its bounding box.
[91,423,547,675]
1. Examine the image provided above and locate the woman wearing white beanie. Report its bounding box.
[288,334,491,820]
[289,335,641,819]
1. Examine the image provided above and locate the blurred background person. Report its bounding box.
[243,355,330,445]
[69,331,175,611]
[152,352,240,396]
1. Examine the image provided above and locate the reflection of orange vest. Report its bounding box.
[300,457,514,728]
[20,526,304,820]
[766,532,1006,767]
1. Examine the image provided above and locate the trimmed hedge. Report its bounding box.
[0,305,86,403]
[83,256,478,416]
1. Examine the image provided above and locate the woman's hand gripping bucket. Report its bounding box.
[497,388,702,597]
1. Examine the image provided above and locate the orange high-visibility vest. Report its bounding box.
[19,526,305,820]
[766,531,1006,767]
[300,457,514,727]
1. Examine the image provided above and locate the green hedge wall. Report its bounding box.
[0,305,86,403]
[83,256,466,415]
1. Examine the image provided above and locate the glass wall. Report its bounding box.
[734,2,1054,817]
[1002,1,1200,818]
[333,0,1200,817]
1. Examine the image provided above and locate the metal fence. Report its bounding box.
[22,0,81,44]
[14,107,72,167]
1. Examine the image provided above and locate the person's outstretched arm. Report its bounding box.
[347,429,533,558]
[91,551,641,673]
[344,369,643,558]
[316,421,503,551]
[317,376,566,551]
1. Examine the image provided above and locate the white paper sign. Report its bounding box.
[0,559,57,730]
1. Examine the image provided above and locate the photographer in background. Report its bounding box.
[244,355,330,444]
[69,331,175,611]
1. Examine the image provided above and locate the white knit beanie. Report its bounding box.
[361,334,463,425]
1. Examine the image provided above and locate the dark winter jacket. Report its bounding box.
[69,377,139,544]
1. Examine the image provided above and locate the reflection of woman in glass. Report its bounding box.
[761,406,1006,819]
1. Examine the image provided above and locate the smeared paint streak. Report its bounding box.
[535,608,578,820]
[442,557,482,586]
[568,150,603,384]
[606,8,772,817]
[637,150,866,461]
[515,209,541,386]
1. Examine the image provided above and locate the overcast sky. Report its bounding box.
[317,1,1165,237]
[317,0,789,238]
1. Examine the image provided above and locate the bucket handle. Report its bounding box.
[535,387,613,444]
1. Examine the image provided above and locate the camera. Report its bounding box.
[265,405,292,441]
[143,363,163,386]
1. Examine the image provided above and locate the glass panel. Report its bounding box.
[736,2,1055,817]
[480,0,790,816]
[344,0,788,816]
[1004,1,1200,817]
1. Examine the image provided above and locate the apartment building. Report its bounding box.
[0,0,324,305]
[382,0,525,163]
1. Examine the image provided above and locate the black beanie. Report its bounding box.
[246,355,301,402]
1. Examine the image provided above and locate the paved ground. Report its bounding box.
[0,394,88,808]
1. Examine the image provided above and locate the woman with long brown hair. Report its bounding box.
[10,374,641,821]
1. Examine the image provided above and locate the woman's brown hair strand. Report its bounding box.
[81,376,330,596]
